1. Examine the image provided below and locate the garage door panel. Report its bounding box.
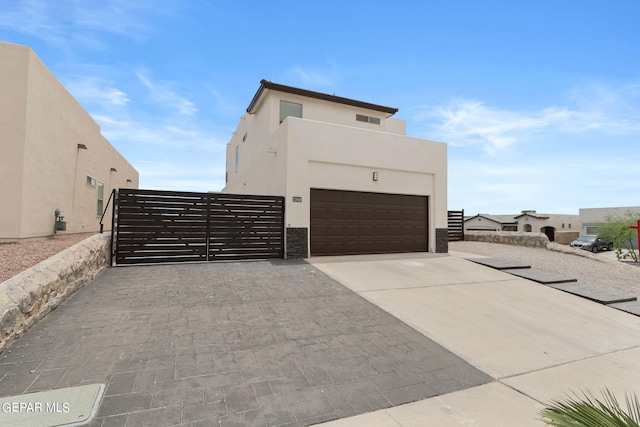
[310,189,428,256]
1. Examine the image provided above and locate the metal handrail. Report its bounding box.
[99,188,117,233]
[98,188,118,266]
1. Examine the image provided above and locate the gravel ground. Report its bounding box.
[450,240,640,299]
[0,233,96,283]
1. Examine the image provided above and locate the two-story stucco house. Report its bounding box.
[0,42,138,240]
[223,80,448,258]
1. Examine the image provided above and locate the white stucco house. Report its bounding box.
[464,210,580,241]
[0,42,138,240]
[223,80,448,257]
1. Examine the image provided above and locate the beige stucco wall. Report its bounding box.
[0,42,138,240]
[0,43,28,238]
[253,89,404,136]
[284,118,447,248]
[579,206,640,235]
[224,91,447,253]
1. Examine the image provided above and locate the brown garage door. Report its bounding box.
[310,189,428,256]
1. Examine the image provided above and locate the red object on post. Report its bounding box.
[631,219,640,255]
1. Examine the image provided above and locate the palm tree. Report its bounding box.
[540,389,640,427]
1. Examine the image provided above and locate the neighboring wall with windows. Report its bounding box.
[579,206,640,235]
[0,42,138,240]
[223,80,447,255]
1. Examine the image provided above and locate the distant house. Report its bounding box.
[223,80,448,257]
[579,206,640,235]
[0,42,138,240]
[464,214,519,232]
[464,210,580,241]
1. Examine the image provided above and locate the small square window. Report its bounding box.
[356,114,380,125]
[280,100,302,123]
[86,176,96,186]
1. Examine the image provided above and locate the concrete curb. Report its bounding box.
[0,233,110,353]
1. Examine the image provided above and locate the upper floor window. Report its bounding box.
[280,100,302,123]
[356,114,380,125]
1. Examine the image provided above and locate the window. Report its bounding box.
[86,176,96,186]
[356,114,381,125]
[242,132,247,142]
[235,145,239,173]
[97,181,104,216]
[279,100,302,123]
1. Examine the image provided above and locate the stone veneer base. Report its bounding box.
[0,233,110,353]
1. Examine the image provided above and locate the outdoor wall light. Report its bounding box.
[373,171,379,181]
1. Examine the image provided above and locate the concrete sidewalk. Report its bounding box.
[310,251,640,426]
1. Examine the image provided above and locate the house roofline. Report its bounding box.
[466,214,518,224]
[514,213,550,219]
[246,79,399,116]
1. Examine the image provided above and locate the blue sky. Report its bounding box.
[2,0,639,215]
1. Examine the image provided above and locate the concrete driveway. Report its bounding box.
[310,252,640,426]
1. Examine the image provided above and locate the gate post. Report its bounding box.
[110,188,118,266]
[631,219,640,257]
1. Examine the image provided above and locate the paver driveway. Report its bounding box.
[0,260,490,426]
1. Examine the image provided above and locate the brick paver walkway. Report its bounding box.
[0,260,490,426]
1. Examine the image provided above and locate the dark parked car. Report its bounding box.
[569,234,613,253]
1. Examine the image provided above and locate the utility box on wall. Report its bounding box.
[54,208,67,232]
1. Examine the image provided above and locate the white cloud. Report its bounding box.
[414,82,640,155]
[66,78,129,107]
[135,71,198,116]
[562,83,640,134]
[206,86,240,114]
[0,0,166,49]
[289,63,340,88]
[92,114,225,152]
[415,99,572,154]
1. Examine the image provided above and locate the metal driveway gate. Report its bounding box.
[447,209,465,242]
[112,189,284,265]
